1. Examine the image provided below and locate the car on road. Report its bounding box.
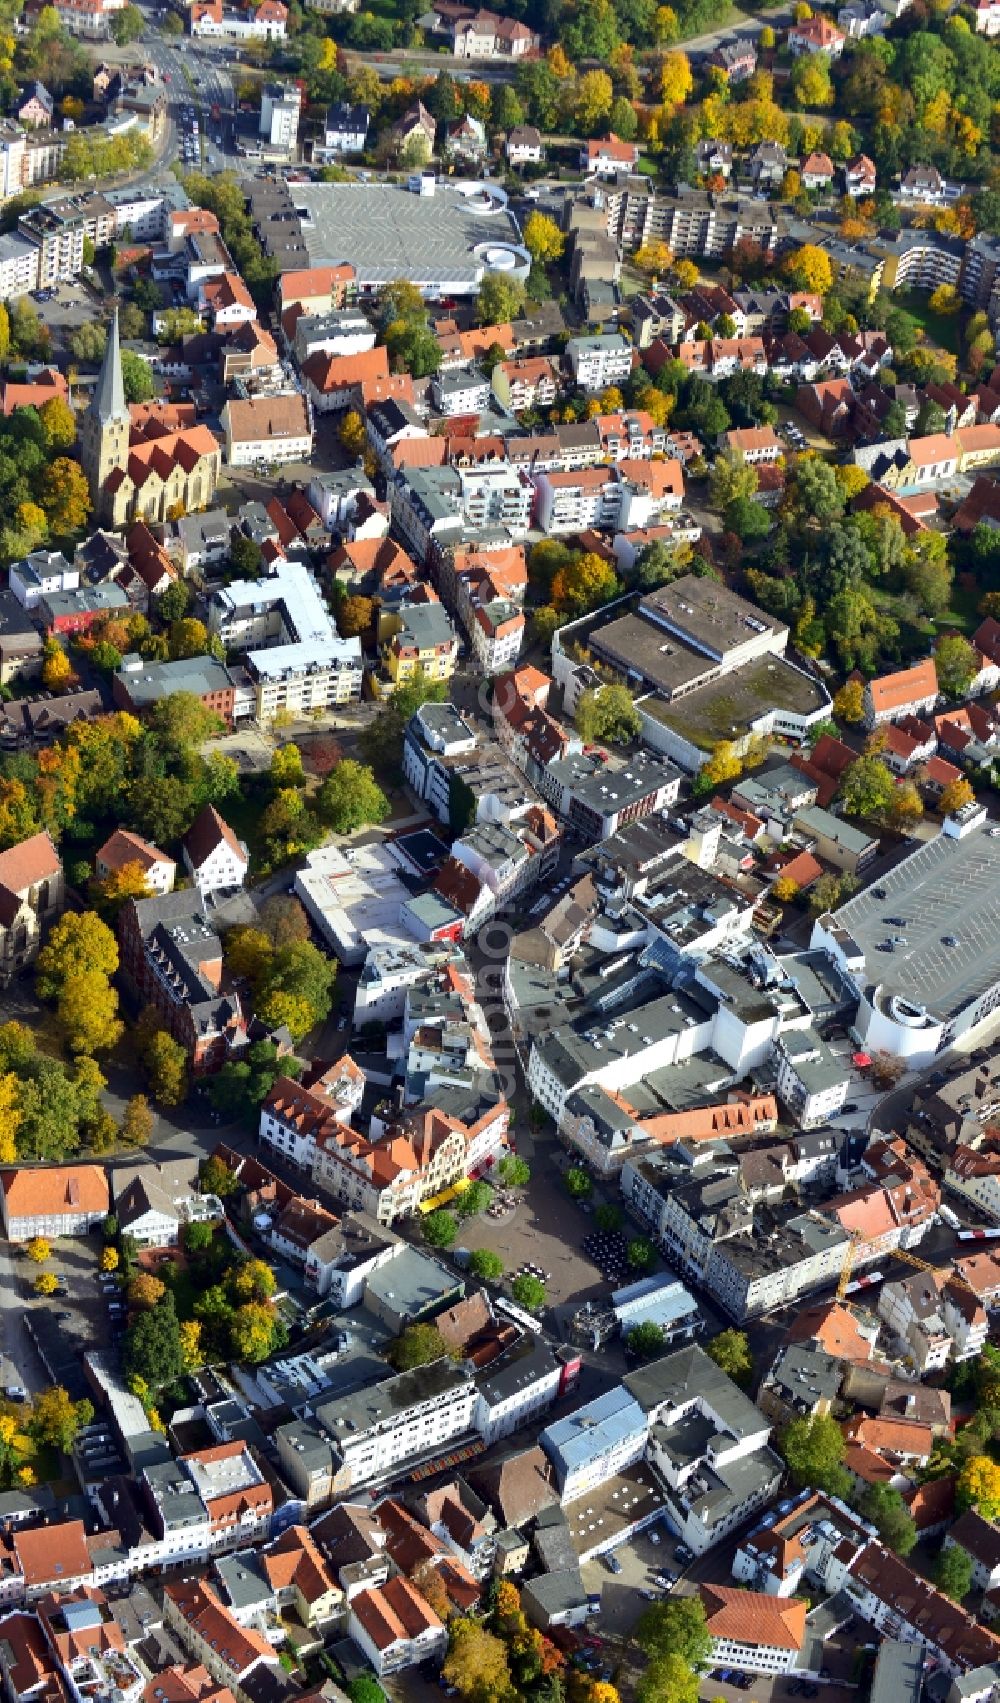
[841,1102,858,1114]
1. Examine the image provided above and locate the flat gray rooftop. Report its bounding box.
[827,820,1000,1022]
[287,182,524,290]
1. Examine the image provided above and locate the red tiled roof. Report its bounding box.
[700,1584,806,1651]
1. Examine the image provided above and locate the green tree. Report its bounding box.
[710,448,758,510]
[564,1166,593,1199]
[725,496,771,543]
[636,1654,699,1703]
[120,351,154,404]
[124,1294,184,1389]
[839,753,895,820]
[183,1220,214,1254]
[456,1181,493,1218]
[635,1596,712,1670]
[423,1209,458,1248]
[199,1155,239,1197]
[469,1249,504,1281]
[497,1154,530,1187]
[934,1544,973,1601]
[386,1323,454,1370]
[575,684,641,746]
[147,691,224,756]
[936,634,978,699]
[780,1412,851,1497]
[230,532,262,577]
[139,1024,188,1108]
[859,1482,918,1556]
[627,1237,655,1273]
[627,1321,666,1359]
[316,760,389,834]
[705,1329,752,1385]
[346,1681,386,1703]
[595,1204,623,1232]
[477,273,526,328]
[111,3,144,41]
[511,1273,546,1311]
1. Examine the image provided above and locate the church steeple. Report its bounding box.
[80,305,130,518]
[92,306,128,425]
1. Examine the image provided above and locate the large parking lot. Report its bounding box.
[23,1231,115,1403]
[31,279,106,358]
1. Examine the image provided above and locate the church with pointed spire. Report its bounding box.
[80,306,130,519]
[79,307,221,528]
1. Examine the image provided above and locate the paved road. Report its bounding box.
[350,3,795,83]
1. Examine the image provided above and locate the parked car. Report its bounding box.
[604,1553,622,1574]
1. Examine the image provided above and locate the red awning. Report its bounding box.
[853,1051,872,1067]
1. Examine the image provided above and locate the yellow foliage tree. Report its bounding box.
[574,70,613,134]
[0,1072,20,1165]
[959,1455,1000,1522]
[772,877,800,903]
[654,5,678,41]
[25,1238,50,1264]
[38,456,91,537]
[672,258,699,290]
[41,638,76,694]
[230,1301,279,1362]
[338,410,367,459]
[179,1320,203,1371]
[701,741,742,787]
[928,284,960,316]
[101,1247,119,1273]
[15,501,48,546]
[56,970,123,1056]
[38,396,76,452]
[443,1620,513,1702]
[833,679,865,723]
[127,1272,165,1310]
[633,241,674,277]
[523,211,565,265]
[34,1272,58,1294]
[784,244,834,296]
[659,50,692,109]
[835,465,869,500]
[940,777,975,815]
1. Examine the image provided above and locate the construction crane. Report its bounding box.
[836,1230,981,1302]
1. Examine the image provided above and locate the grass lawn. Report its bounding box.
[220,786,267,871]
[933,581,980,635]
[636,154,659,178]
[895,289,961,357]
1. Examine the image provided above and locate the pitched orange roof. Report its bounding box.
[700,1584,807,1651]
[867,658,939,714]
[14,1521,92,1588]
[350,1574,443,1651]
[2,1165,108,1222]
